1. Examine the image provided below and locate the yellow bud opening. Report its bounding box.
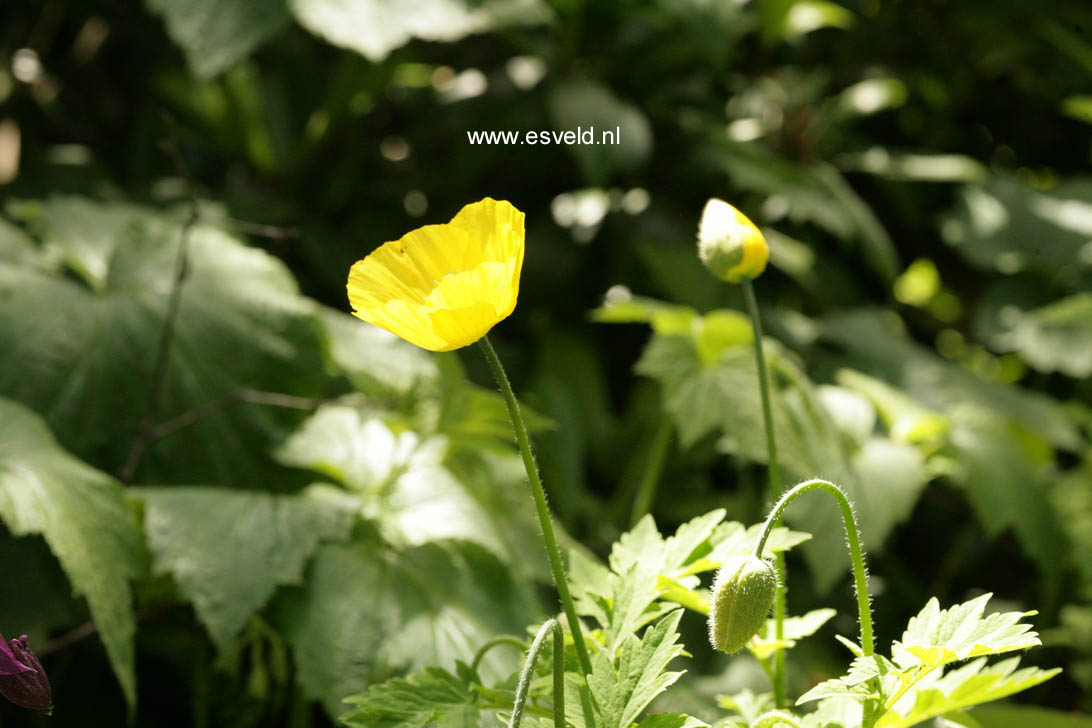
[697,198,769,283]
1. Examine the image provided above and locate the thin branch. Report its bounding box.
[119,114,200,484]
[148,388,328,441]
[38,603,177,657]
[224,218,300,241]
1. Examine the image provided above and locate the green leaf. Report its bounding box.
[801,594,1054,727]
[318,307,439,397]
[988,293,1092,378]
[1062,95,1092,125]
[637,714,711,728]
[815,385,876,448]
[636,325,924,592]
[275,405,533,562]
[0,398,143,708]
[591,293,700,334]
[438,382,555,453]
[835,369,949,444]
[820,308,1079,450]
[1053,462,1092,596]
[757,0,854,43]
[583,609,688,728]
[274,538,538,715]
[717,689,775,723]
[893,593,1042,669]
[0,197,327,485]
[572,510,808,649]
[876,657,1060,728]
[839,150,987,183]
[290,0,551,62]
[635,335,801,457]
[137,484,357,651]
[146,0,290,78]
[749,609,837,660]
[799,696,861,728]
[941,175,1092,281]
[970,704,1092,728]
[797,654,893,705]
[946,409,1067,572]
[339,665,478,728]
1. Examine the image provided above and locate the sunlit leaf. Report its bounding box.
[877,657,1059,728]
[988,293,1092,378]
[941,175,1092,280]
[582,609,687,728]
[340,665,479,728]
[137,484,357,651]
[0,398,143,708]
[290,0,551,62]
[146,0,290,78]
[970,704,1092,728]
[274,538,538,715]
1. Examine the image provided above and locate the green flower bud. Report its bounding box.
[697,198,769,283]
[708,554,778,654]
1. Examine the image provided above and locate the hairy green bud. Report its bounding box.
[708,554,778,654]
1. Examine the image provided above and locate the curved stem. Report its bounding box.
[471,636,528,674]
[509,619,565,728]
[754,479,874,657]
[630,418,673,527]
[479,336,593,677]
[742,279,787,706]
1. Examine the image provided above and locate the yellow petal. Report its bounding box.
[347,198,525,351]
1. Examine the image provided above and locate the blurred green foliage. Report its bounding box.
[0,0,1091,724]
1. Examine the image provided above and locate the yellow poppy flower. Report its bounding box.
[697,198,769,283]
[347,198,525,351]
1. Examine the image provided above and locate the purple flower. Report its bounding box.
[0,634,52,714]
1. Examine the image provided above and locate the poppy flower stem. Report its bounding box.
[753,479,875,658]
[479,335,594,677]
[508,618,565,728]
[742,279,789,707]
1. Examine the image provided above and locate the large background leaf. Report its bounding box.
[0,398,144,708]
[0,197,327,486]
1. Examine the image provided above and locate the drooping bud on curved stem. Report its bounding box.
[508,618,565,728]
[754,479,875,657]
[708,554,779,654]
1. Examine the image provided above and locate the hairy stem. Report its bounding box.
[470,636,528,674]
[479,335,593,676]
[742,279,787,706]
[772,552,787,706]
[754,479,874,657]
[630,418,673,527]
[508,619,565,728]
[742,280,780,495]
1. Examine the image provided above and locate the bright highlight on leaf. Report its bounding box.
[347,198,525,351]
